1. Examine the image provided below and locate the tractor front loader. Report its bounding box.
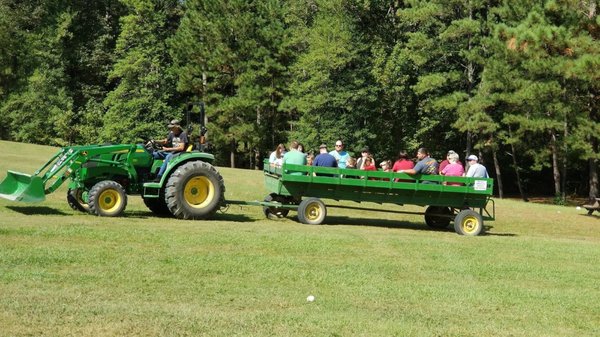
[0,139,225,220]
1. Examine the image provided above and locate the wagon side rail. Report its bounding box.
[263,160,494,211]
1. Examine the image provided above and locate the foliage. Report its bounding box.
[0,0,598,196]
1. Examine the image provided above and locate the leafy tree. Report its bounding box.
[171,0,296,167]
[282,0,381,158]
[102,0,182,144]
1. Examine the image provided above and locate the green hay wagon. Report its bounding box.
[237,160,495,236]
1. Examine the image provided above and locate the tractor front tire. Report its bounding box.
[164,161,225,220]
[67,188,90,213]
[88,181,127,217]
[454,209,484,236]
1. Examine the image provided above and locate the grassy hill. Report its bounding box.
[0,140,599,336]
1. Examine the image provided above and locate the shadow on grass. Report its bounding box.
[299,216,517,236]
[316,215,437,232]
[482,225,517,237]
[120,210,255,222]
[6,206,68,216]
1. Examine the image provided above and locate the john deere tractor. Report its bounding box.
[0,104,225,219]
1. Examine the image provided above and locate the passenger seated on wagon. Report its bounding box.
[397,147,439,184]
[344,157,359,179]
[465,155,489,178]
[440,152,464,186]
[380,160,392,181]
[306,153,315,166]
[360,156,377,180]
[313,144,338,176]
[282,140,307,175]
[392,150,414,182]
[356,146,374,170]
[269,143,286,167]
[439,150,463,173]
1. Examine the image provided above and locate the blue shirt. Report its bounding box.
[314,153,338,167]
[313,153,338,177]
[329,150,349,168]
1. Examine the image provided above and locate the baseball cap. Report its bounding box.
[467,155,478,161]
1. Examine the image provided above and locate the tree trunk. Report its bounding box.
[255,149,261,170]
[549,131,561,197]
[509,126,528,202]
[561,118,568,200]
[589,158,598,202]
[492,149,503,198]
[590,137,599,202]
[230,139,236,168]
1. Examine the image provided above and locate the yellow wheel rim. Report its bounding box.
[461,215,480,234]
[305,202,322,221]
[184,176,215,209]
[99,189,122,213]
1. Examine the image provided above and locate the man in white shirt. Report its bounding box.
[465,155,489,178]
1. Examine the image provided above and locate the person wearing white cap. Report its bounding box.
[465,154,489,178]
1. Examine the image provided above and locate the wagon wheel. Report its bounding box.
[297,198,327,225]
[454,209,484,236]
[424,206,452,229]
[88,180,127,217]
[263,193,290,218]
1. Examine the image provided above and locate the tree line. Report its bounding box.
[0,0,598,202]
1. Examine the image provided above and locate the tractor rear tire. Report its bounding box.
[67,188,90,213]
[164,161,225,220]
[424,206,452,229]
[297,198,326,225]
[88,180,127,217]
[454,209,484,236]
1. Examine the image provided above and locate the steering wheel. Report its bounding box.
[145,139,163,151]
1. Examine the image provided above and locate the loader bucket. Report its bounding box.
[0,171,46,202]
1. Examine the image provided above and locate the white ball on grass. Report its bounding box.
[306,295,315,302]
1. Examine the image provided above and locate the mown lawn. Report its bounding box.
[0,140,599,336]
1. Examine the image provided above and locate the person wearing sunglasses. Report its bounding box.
[329,140,350,169]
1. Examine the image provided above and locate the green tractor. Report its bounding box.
[0,104,225,219]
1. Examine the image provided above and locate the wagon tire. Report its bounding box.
[88,181,127,217]
[424,206,452,229]
[454,209,484,236]
[263,193,290,218]
[164,161,225,220]
[67,188,90,213]
[297,198,326,225]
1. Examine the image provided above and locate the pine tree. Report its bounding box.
[102,0,181,143]
[171,0,296,167]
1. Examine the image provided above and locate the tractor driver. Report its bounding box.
[152,119,188,181]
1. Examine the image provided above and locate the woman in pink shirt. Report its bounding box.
[441,152,464,185]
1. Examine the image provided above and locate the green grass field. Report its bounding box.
[1,140,599,336]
